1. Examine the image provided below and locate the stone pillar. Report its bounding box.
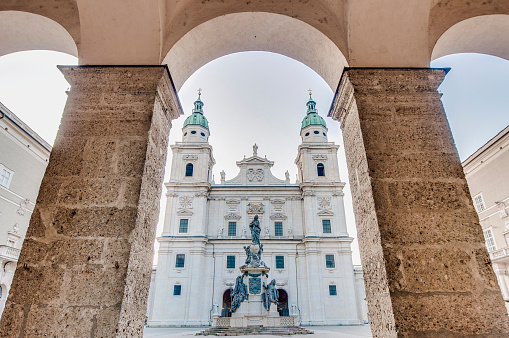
[329,68,509,336]
[0,66,181,337]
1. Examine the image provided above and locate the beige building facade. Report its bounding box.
[463,125,509,313]
[0,102,51,317]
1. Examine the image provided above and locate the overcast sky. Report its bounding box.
[0,51,508,265]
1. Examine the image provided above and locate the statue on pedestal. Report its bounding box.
[249,215,261,245]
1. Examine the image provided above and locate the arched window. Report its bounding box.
[317,163,325,177]
[185,163,193,177]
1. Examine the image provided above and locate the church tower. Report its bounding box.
[163,92,215,238]
[295,93,348,237]
[294,94,357,325]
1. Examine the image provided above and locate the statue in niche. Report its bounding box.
[249,215,261,245]
[231,275,248,313]
[262,279,279,311]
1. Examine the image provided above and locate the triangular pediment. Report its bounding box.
[177,209,194,216]
[236,155,274,167]
[317,209,334,216]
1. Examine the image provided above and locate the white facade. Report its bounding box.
[462,125,509,313]
[147,98,366,326]
[0,102,51,316]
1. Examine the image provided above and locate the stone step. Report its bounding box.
[197,326,314,336]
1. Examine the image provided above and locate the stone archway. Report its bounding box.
[222,289,232,317]
[0,10,78,58]
[431,14,509,62]
[277,289,289,317]
[1,1,509,337]
[162,12,348,91]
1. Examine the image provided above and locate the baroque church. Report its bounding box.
[146,93,367,326]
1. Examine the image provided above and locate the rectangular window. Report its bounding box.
[228,222,237,236]
[173,285,182,296]
[483,229,496,252]
[276,255,284,269]
[325,254,335,268]
[227,255,236,269]
[175,254,185,268]
[274,222,283,237]
[329,285,337,296]
[0,167,12,188]
[474,194,486,213]
[179,219,189,233]
[322,219,331,234]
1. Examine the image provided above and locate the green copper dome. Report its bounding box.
[183,94,209,129]
[301,95,327,130]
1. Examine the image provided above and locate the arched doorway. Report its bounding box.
[277,289,289,317]
[222,289,232,317]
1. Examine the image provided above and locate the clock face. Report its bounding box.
[319,197,331,209]
[180,196,193,209]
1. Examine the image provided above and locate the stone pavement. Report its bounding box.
[144,325,372,337]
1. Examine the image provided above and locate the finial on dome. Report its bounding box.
[306,90,317,114]
[193,89,204,113]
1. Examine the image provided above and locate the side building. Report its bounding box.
[147,94,367,326]
[0,102,51,316]
[462,125,509,313]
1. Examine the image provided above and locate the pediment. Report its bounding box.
[177,209,194,216]
[224,212,241,220]
[237,155,274,167]
[317,209,334,216]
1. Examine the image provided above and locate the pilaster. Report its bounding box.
[0,66,181,337]
[330,68,509,336]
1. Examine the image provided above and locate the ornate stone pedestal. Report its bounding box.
[229,265,280,327]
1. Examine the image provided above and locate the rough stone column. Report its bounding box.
[330,68,509,337]
[0,66,181,337]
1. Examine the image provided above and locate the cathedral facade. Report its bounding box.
[147,94,366,327]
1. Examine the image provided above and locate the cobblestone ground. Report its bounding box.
[144,325,372,337]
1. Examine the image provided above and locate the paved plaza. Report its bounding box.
[144,325,372,337]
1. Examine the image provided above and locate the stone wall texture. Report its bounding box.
[0,66,181,337]
[330,68,509,337]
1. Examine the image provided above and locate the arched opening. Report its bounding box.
[222,289,232,317]
[162,12,349,91]
[431,15,509,62]
[277,289,289,317]
[0,11,78,58]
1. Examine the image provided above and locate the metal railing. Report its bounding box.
[0,245,20,261]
